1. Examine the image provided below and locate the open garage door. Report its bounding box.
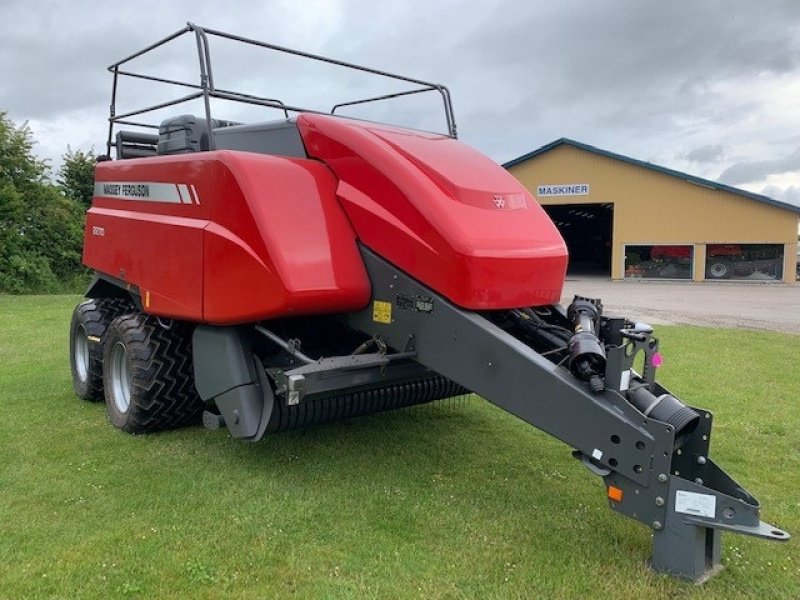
[543,203,613,277]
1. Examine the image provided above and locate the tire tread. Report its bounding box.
[70,297,133,401]
[103,313,203,433]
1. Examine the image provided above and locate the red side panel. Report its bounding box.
[86,158,212,320]
[86,152,370,324]
[201,152,370,322]
[297,114,568,309]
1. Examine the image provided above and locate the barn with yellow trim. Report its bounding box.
[504,138,799,283]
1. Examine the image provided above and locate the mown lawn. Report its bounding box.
[0,295,797,599]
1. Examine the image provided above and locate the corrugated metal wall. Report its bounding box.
[508,145,799,281]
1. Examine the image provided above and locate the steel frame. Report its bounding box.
[345,246,789,581]
[105,23,457,157]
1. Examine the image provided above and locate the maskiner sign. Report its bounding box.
[537,183,589,197]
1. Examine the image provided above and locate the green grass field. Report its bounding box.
[1,295,798,599]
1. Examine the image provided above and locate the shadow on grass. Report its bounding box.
[161,396,655,574]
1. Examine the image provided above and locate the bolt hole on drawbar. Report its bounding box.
[772,530,786,537]
[636,440,646,450]
[609,458,618,467]
[611,434,621,444]
[633,464,643,474]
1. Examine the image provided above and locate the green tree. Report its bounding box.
[0,111,49,188]
[0,110,86,293]
[58,146,96,208]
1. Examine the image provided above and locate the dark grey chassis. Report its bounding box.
[191,247,789,582]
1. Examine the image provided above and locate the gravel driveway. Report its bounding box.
[561,278,800,334]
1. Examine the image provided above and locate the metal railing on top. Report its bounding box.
[105,23,457,157]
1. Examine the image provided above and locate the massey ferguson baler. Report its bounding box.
[69,23,788,581]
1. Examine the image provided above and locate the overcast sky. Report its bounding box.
[3,0,800,206]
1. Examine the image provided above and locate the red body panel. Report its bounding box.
[85,115,568,321]
[297,114,567,308]
[85,152,370,323]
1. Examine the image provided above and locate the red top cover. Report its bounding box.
[298,114,567,308]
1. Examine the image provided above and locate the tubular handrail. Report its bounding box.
[331,87,437,114]
[105,22,457,157]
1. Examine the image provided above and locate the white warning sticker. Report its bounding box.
[675,490,716,518]
[619,369,631,391]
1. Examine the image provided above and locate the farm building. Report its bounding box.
[504,138,800,283]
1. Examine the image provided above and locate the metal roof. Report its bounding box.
[503,137,800,215]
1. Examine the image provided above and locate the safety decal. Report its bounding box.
[395,294,434,314]
[414,295,434,313]
[372,300,393,324]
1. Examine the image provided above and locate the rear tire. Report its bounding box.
[102,313,204,433]
[70,298,133,401]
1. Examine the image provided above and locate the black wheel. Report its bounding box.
[102,313,204,433]
[69,298,133,401]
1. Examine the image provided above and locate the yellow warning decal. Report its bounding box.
[372,300,392,324]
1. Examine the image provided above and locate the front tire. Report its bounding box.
[70,298,133,401]
[103,313,204,433]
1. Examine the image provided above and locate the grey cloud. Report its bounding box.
[443,1,800,162]
[682,144,724,164]
[761,184,800,206]
[1,0,800,186]
[455,1,800,103]
[718,148,800,185]
[0,2,158,118]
